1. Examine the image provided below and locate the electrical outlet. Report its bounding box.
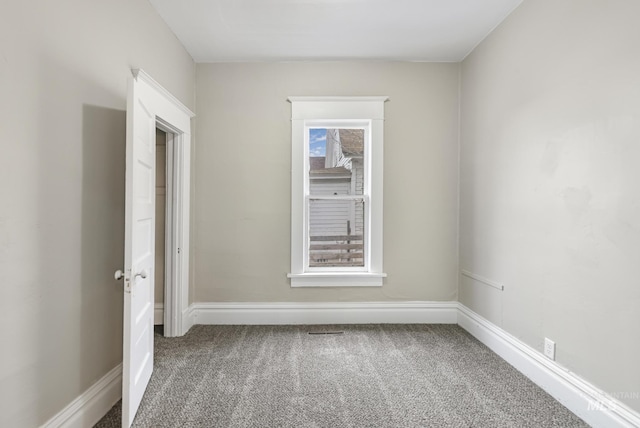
[544,338,556,360]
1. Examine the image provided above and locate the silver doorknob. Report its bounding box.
[135,269,148,280]
[114,270,124,280]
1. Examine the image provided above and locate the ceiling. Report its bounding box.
[149,0,523,62]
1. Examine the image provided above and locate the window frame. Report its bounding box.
[287,96,388,287]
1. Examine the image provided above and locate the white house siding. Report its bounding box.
[352,159,364,236]
[309,178,351,236]
[310,178,350,196]
[309,162,365,239]
[309,199,352,236]
[325,129,352,170]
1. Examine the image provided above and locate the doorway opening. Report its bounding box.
[154,128,167,335]
[154,118,190,338]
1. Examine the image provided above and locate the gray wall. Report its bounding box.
[194,62,460,303]
[0,0,195,426]
[460,0,640,412]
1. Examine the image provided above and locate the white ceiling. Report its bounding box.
[149,0,523,62]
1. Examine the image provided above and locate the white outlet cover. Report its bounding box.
[544,338,556,360]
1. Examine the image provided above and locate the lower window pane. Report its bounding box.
[308,198,364,267]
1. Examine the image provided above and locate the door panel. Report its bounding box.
[122,77,156,428]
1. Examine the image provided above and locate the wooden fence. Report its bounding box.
[309,234,364,267]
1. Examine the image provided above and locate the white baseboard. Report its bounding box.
[154,303,164,325]
[457,304,640,428]
[42,363,121,428]
[190,301,458,325]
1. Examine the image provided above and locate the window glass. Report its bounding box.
[308,198,365,268]
[308,128,364,196]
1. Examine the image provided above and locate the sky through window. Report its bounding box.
[309,128,326,157]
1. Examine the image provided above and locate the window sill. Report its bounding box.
[287,272,386,287]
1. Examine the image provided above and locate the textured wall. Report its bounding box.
[0,0,195,426]
[460,0,640,412]
[194,62,460,303]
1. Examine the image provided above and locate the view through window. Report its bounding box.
[308,128,365,268]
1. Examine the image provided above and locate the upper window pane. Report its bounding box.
[309,128,364,196]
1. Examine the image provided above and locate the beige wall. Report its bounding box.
[194,62,459,302]
[0,0,195,426]
[460,0,640,412]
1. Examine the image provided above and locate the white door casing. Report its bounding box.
[122,69,194,428]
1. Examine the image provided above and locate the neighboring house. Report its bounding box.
[308,156,352,236]
[335,129,365,237]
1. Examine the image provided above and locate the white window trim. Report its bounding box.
[287,96,388,287]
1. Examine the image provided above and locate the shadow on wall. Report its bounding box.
[32,56,126,425]
[80,103,126,397]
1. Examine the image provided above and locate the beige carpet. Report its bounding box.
[95,324,588,427]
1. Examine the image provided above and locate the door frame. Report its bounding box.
[134,69,194,338]
[157,122,190,337]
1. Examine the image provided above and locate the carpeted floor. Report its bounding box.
[95,324,588,427]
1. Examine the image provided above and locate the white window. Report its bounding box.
[287,97,388,287]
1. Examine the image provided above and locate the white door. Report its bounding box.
[117,68,194,426]
[122,74,156,428]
